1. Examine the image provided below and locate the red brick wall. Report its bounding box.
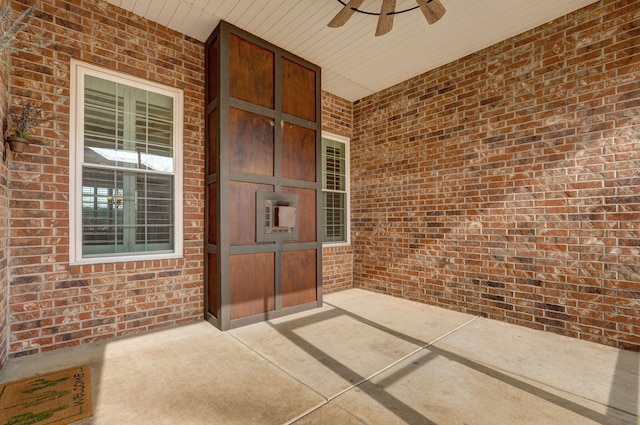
[352,0,640,351]
[7,0,204,357]
[0,0,10,370]
[321,91,354,293]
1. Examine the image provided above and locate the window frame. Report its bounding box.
[69,60,184,265]
[321,132,350,247]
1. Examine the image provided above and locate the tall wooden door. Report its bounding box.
[205,22,322,330]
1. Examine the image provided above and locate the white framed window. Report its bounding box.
[70,61,183,264]
[322,132,350,246]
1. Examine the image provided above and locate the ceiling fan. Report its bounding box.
[328,0,446,36]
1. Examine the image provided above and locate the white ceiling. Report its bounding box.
[106,0,598,102]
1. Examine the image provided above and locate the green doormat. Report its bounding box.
[0,365,92,425]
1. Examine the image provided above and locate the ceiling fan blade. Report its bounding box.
[375,0,396,36]
[328,0,366,28]
[416,0,446,25]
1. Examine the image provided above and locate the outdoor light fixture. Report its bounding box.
[328,0,446,36]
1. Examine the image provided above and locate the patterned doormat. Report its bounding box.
[0,365,92,425]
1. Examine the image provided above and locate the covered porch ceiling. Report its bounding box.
[106,0,598,102]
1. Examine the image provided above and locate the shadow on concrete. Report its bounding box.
[607,347,639,419]
[270,301,637,424]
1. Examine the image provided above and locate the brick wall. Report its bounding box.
[351,0,640,351]
[7,0,205,357]
[321,91,354,293]
[0,0,10,370]
[5,0,636,359]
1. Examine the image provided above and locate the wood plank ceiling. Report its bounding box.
[106,0,598,102]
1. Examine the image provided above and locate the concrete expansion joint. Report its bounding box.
[226,331,328,403]
[284,315,482,424]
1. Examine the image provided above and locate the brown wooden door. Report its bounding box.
[204,22,322,329]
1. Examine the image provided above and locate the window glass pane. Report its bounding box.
[323,191,345,242]
[135,173,174,249]
[84,75,173,173]
[82,168,125,255]
[322,136,348,244]
[135,95,174,162]
[84,76,123,154]
[82,168,174,255]
[322,138,345,191]
[79,70,177,259]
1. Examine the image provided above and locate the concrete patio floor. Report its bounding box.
[1,288,638,424]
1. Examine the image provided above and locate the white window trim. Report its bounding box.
[322,131,350,247]
[69,60,184,265]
